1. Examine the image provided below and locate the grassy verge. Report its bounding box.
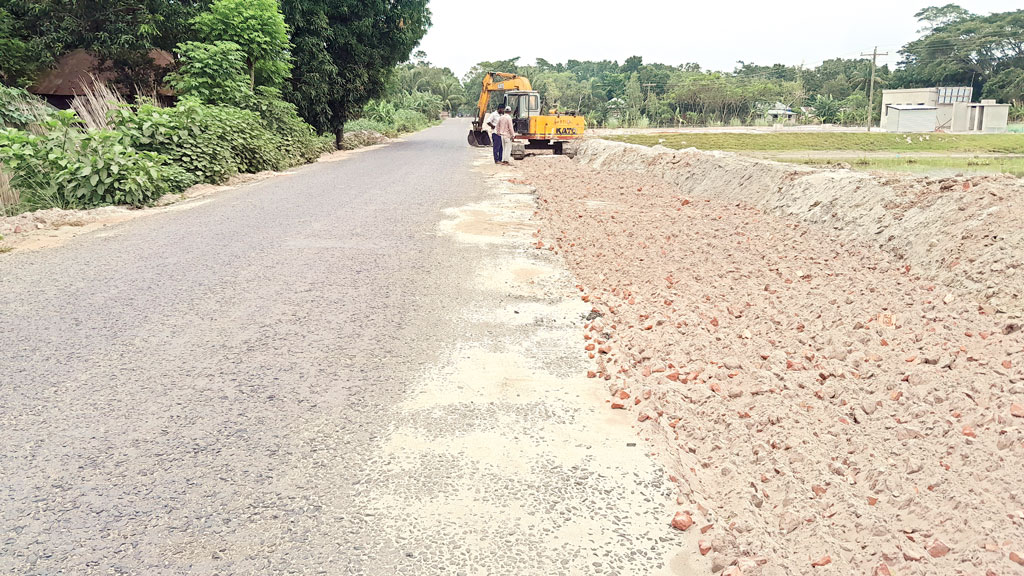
[605,132,1024,154]
[791,156,1024,177]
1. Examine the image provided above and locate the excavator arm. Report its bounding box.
[468,72,533,146]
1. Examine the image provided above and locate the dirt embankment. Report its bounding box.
[516,142,1024,576]
[578,140,1024,319]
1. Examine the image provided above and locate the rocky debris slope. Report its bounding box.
[516,149,1024,576]
[577,139,1024,319]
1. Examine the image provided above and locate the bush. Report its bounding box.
[363,100,396,126]
[345,105,435,139]
[0,85,52,129]
[344,117,392,136]
[113,99,287,183]
[393,109,429,133]
[244,87,334,163]
[165,41,253,107]
[398,91,443,120]
[0,112,191,209]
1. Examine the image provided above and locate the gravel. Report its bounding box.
[515,147,1024,576]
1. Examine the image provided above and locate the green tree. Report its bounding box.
[0,8,46,86]
[621,55,643,75]
[983,67,1024,103]
[193,0,291,88]
[165,41,252,105]
[811,94,841,123]
[898,7,1024,95]
[914,4,973,31]
[0,0,209,92]
[282,0,431,148]
[435,77,464,113]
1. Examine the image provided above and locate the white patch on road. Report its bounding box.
[369,151,689,574]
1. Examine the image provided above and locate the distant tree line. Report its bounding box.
[458,5,1023,127]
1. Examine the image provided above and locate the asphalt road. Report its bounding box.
[0,120,681,575]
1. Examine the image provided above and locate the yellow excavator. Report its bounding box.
[467,72,585,159]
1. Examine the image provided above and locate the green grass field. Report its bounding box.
[790,155,1024,177]
[604,131,1024,177]
[605,132,1024,154]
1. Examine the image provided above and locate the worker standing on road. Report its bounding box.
[495,106,515,165]
[487,107,503,164]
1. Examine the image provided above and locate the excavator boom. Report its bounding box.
[468,72,532,146]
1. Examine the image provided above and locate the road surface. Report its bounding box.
[0,120,685,575]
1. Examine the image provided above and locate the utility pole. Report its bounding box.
[861,46,888,132]
[642,82,656,113]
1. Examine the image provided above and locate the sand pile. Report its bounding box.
[515,150,1024,576]
[576,140,1024,319]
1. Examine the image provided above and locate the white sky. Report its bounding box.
[417,0,1022,79]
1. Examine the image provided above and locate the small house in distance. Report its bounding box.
[764,102,797,123]
[880,86,1008,133]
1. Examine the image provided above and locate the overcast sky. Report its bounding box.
[417,0,1021,79]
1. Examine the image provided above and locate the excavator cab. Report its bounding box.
[505,91,541,135]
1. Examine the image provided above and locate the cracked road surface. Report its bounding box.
[1,120,686,575]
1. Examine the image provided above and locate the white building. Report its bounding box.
[880,87,1009,133]
[951,99,1011,133]
[885,105,938,133]
[880,87,970,131]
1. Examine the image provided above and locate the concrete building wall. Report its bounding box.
[880,88,938,130]
[880,87,974,131]
[951,100,1010,133]
[887,108,938,133]
[952,102,971,132]
[981,102,1009,133]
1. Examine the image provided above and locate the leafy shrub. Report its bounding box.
[244,87,334,163]
[0,112,191,209]
[397,91,443,120]
[393,109,428,133]
[812,95,841,124]
[363,100,396,126]
[114,99,287,183]
[165,41,253,107]
[344,117,392,137]
[0,85,52,129]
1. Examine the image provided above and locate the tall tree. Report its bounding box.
[0,8,46,86]
[193,0,291,88]
[898,7,1024,95]
[0,0,209,90]
[282,0,431,148]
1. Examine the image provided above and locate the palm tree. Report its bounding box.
[436,77,465,114]
[850,65,886,96]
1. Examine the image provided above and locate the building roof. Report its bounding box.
[29,49,174,96]
[887,104,937,111]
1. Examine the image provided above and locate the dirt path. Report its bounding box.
[514,153,1024,576]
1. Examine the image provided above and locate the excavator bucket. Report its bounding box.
[468,129,491,147]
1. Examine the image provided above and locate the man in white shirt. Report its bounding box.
[495,106,516,165]
[486,107,504,164]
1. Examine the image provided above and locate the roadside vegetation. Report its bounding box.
[0,0,435,215]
